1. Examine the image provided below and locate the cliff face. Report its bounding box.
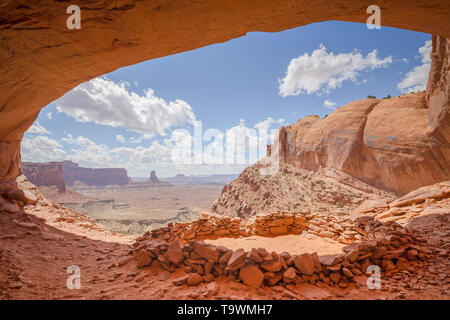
[61,161,129,187]
[271,91,449,195]
[263,35,449,196]
[22,162,66,193]
[427,36,450,142]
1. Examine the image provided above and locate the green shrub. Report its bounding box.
[319,181,326,190]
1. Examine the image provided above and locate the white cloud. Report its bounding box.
[21,136,66,162]
[402,58,409,63]
[61,134,114,168]
[254,117,284,132]
[21,115,286,176]
[129,136,142,144]
[26,122,52,135]
[46,112,52,120]
[116,134,125,143]
[54,77,196,137]
[279,44,392,96]
[397,40,432,93]
[324,100,337,109]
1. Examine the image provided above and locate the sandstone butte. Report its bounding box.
[21,162,66,193]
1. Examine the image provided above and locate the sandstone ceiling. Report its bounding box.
[0,0,449,182]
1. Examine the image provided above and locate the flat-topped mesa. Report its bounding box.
[61,160,129,187]
[22,162,66,193]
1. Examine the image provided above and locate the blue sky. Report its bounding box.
[22,21,431,177]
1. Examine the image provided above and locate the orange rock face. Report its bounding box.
[271,91,449,195]
[0,1,449,184]
[427,36,450,142]
[21,162,66,193]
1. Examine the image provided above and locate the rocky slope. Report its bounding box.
[351,181,450,226]
[212,162,395,219]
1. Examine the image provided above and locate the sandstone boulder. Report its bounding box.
[0,201,20,213]
[173,275,189,286]
[227,249,246,268]
[239,265,264,289]
[136,251,152,268]
[193,242,220,262]
[260,257,283,273]
[165,241,184,265]
[294,253,315,276]
[351,199,389,216]
[319,254,344,266]
[389,181,450,207]
[187,273,203,286]
[283,267,297,283]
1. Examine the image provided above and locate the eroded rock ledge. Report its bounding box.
[0,1,449,190]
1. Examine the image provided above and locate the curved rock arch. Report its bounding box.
[0,0,449,182]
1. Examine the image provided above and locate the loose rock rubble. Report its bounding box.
[352,181,450,226]
[130,213,443,292]
[0,178,448,300]
[148,211,360,245]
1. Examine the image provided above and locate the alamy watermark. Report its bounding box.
[66,265,81,289]
[366,5,381,29]
[168,121,281,175]
[366,265,381,289]
[66,5,81,30]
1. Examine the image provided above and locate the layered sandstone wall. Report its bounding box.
[22,162,66,193]
[21,160,129,189]
[270,90,449,195]
[0,1,449,184]
[61,161,129,186]
[148,211,360,245]
[427,36,450,141]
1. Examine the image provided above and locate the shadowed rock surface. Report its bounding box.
[0,1,449,184]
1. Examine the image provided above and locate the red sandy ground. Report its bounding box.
[0,200,449,300]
